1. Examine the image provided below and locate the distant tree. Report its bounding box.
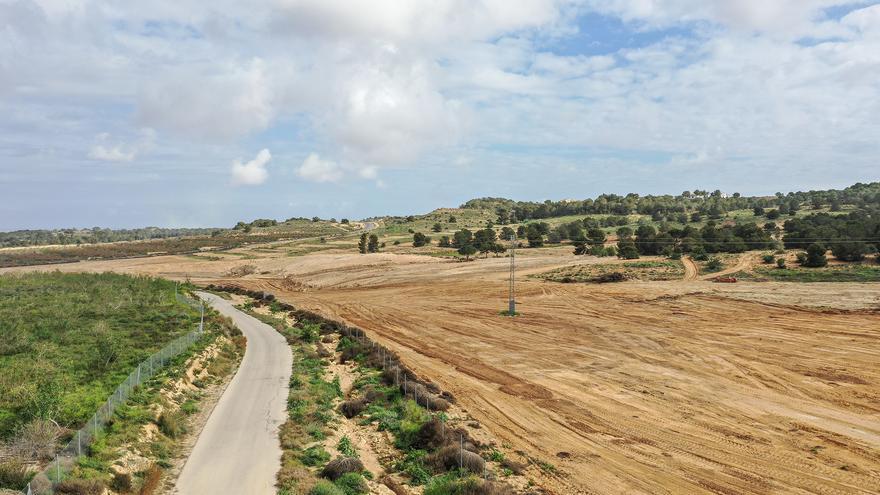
[526,224,544,248]
[432,223,443,232]
[341,218,350,224]
[804,243,828,267]
[587,228,606,248]
[547,232,562,244]
[690,212,702,223]
[244,225,253,233]
[312,216,321,222]
[617,239,640,259]
[753,206,765,216]
[458,244,477,261]
[573,241,588,255]
[500,226,515,240]
[452,229,473,248]
[330,218,337,223]
[516,225,526,238]
[474,228,497,256]
[491,243,507,257]
[448,215,457,223]
[706,257,723,271]
[406,216,416,222]
[766,209,780,220]
[495,207,510,225]
[438,236,451,247]
[616,226,633,239]
[358,233,368,254]
[831,241,866,262]
[367,234,379,253]
[412,232,430,247]
[234,221,247,230]
[830,200,842,212]
[393,240,401,245]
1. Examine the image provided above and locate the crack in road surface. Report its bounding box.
[173,292,292,495]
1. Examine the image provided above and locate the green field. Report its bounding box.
[0,272,201,438]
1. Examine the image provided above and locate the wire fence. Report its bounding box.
[24,291,205,495]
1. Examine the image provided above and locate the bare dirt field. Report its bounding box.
[4,244,879,494]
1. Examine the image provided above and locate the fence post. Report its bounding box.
[55,455,60,482]
[77,430,81,456]
[460,434,464,469]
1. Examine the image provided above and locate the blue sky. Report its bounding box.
[1,0,879,230]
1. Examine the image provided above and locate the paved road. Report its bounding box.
[174,292,292,495]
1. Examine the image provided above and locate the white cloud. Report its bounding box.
[137,59,273,141]
[87,129,155,162]
[231,148,271,186]
[296,153,343,183]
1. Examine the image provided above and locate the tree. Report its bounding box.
[804,243,828,267]
[690,212,702,223]
[525,224,544,247]
[474,228,497,256]
[617,239,640,259]
[432,223,442,232]
[341,218,350,224]
[452,229,473,248]
[438,236,451,247]
[358,233,368,254]
[500,226,515,240]
[367,234,379,253]
[491,243,507,257]
[587,228,606,248]
[458,244,477,260]
[776,258,786,269]
[516,225,526,238]
[412,232,430,247]
[312,216,321,222]
[753,206,765,216]
[831,241,866,262]
[573,241,588,255]
[448,215,457,223]
[766,209,780,220]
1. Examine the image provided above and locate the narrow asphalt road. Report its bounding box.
[174,292,292,495]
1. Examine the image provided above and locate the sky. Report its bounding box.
[1,0,879,230]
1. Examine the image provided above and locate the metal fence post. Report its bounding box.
[77,431,81,456]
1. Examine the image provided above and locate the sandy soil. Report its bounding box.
[4,245,879,494]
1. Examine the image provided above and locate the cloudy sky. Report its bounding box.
[1,0,878,229]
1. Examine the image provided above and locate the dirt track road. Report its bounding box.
[682,256,699,280]
[173,292,291,495]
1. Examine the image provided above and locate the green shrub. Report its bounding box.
[310,480,345,495]
[301,445,331,467]
[334,472,367,495]
[337,436,357,458]
[395,449,430,485]
[423,472,482,495]
[762,254,775,264]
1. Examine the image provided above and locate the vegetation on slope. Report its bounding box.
[0,272,199,438]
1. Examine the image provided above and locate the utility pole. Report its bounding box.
[508,212,517,316]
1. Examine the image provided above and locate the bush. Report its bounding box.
[54,479,105,495]
[322,457,364,481]
[337,436,358,458]
[12,419,59,460]
[762,254,775,264]
[157,410,185,439]
[804,243,828,267]
[0,458,31,490]
[776,258,786,269]
[340,398,367,419]
[302,445,331,467]
[334,472,367,495]
[396,449,431,485]
[111,471,132,492]
[706,257,723,271]
[310,480,345,495]
[796,252,808,264]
